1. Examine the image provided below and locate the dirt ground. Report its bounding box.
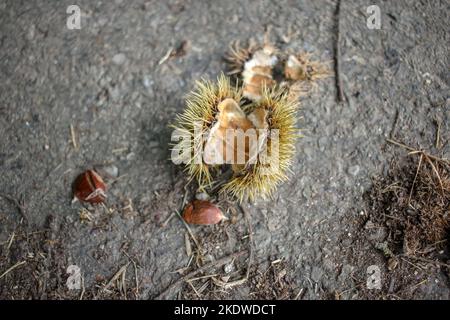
[0,0,449,299]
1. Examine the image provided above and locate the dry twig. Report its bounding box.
[70,124,78,149]
[434,118,441,149]
[386,138,450,165]
[408,153,423,206]
[103,262,130,295]
[335,0,345,103]
[0,260,27,280]
[155,250,247,299]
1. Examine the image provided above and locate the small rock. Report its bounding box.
[195,192,209,201]
[348,165,360,176]
[126,152,136,161]
[94,164,119,179]
[112,53,126,65]
[224,262,235,274]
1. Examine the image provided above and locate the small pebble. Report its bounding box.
[143,76,153,88]
[94,164,119,179]
[112,53,126,65]
[224,262,235,274]
[195,192,209,201]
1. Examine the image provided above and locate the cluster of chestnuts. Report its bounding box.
[172,39,329,210]
[73,39,329,226]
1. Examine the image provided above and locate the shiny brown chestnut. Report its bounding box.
[72,170,107,204]
[182,200,225,225]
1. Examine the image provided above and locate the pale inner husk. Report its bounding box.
[242,46,278,102]
[203,98,269,172]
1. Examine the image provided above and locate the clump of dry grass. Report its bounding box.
[340,137,450,300]
[368,158,450,257]
[402,161,449,255]
[248,259,298,300]
[224,40,261,76]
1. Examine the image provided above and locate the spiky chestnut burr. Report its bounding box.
[226,40,331,102]
[171,74,242,190]
[221,86,299,202]
[172,75,299,202]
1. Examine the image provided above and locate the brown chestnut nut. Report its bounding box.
[72,170,107,204]
[182,200,225,225]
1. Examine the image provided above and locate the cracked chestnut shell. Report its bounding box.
[182,200,225,225]
[72,170,107,204]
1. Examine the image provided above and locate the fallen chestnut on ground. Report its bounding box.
[72,169,107,204]
[182,200,226,225]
